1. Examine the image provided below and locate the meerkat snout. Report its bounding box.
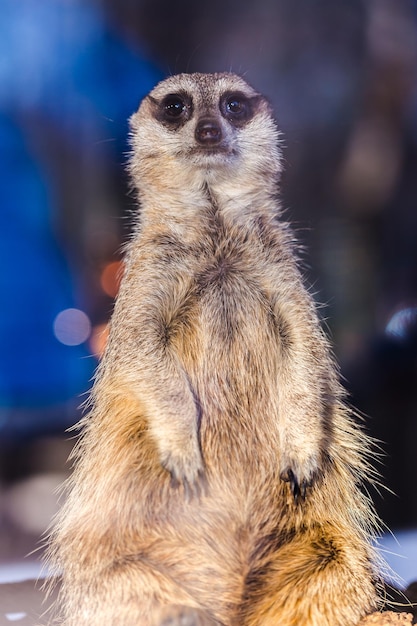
[195,118,223,146]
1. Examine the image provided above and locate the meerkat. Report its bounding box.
[46,72,383,626]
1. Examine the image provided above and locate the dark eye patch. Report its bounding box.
[220,92,261,127]
[150,91,193,129]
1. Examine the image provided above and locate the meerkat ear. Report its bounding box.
[129,94,157,131]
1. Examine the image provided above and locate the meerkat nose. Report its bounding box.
[195,118,223,146]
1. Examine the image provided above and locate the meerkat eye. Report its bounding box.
[164,96,185,117]
[160,94,192,124]
[226,98,245,115]
[221,92,253,126]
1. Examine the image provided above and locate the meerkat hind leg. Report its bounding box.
[243,523,377,626]
[55,554,222,626]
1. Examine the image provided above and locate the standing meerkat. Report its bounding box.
[47,72,383,625]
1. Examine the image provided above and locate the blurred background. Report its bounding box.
[0,0,416,585]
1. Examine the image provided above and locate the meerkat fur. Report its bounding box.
[46,72,383,626]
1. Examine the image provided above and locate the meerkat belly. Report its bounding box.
[171,259,282,477]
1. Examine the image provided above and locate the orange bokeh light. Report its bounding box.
[100,261,124,298]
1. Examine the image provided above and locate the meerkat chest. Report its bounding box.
[197,255,269,333]
[166,235,278,360]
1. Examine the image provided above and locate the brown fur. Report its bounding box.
[46,73,383,625]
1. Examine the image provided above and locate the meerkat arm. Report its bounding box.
[267,268,335,499]
[108,264,204,494]
[132,346,204,495]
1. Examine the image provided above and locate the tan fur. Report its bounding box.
[46,73,383,625]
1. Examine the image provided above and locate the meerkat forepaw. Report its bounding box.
[280,468,312,503]
[162,449,207,500]
[170,469,208,501]
[280,456,320,503]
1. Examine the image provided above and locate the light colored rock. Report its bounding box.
[359,611,413,625]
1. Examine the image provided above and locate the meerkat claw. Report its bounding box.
[281,468,311,503]
[167,461,207,501]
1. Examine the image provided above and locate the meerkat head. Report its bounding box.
[129,73,282,193]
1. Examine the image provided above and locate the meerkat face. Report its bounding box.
[129,73,282,189]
